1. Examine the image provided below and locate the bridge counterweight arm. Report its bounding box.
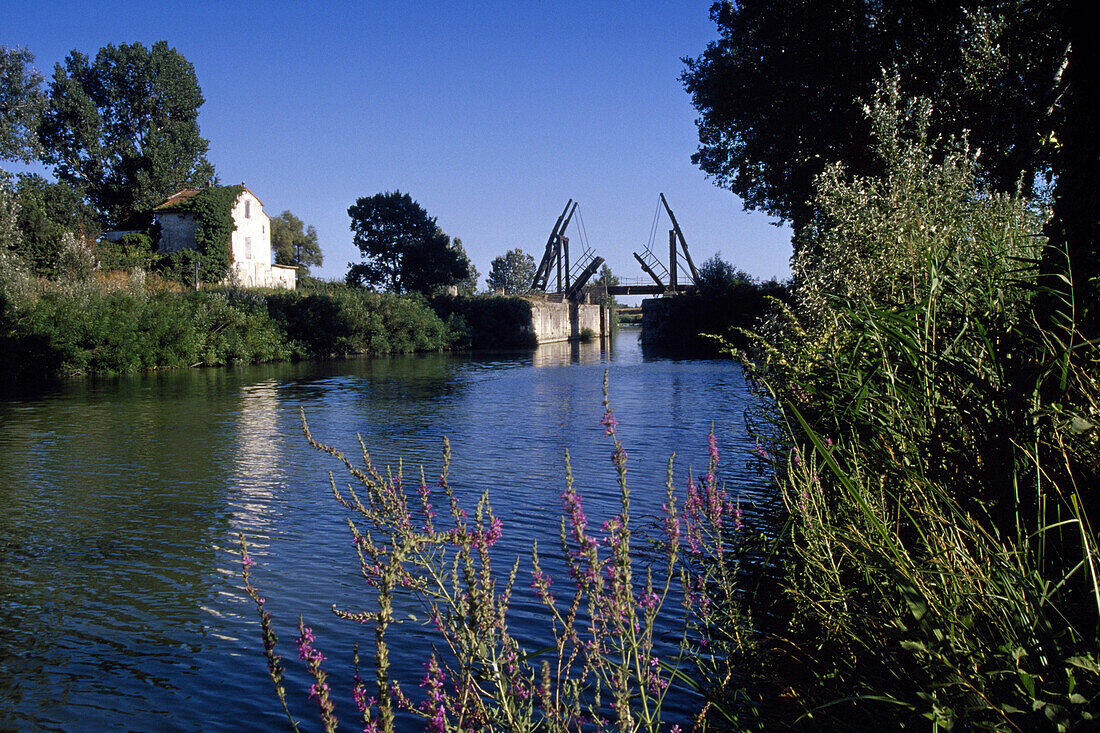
[660,193,699,282]
[633,251,666,289]
[564,256,605,300]
[533,199,573,290]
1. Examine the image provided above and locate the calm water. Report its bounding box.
[0,328,767,731]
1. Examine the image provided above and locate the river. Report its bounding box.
[0,328,767,731]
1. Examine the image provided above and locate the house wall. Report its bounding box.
[270,264,297,289]
[156,213,199,253]
[229,190,273,288]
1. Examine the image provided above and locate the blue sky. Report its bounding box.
[5,1,793,291]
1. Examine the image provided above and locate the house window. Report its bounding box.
[245,237,252,260]
[245,199,251,218]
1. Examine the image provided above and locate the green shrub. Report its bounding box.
[97,231,158,271]
[740,80,1099,729]
[645,274,788,355]
[431,294,537,349]
[266,289,452,358]
[189,290,290,366]
[2,282,471,383]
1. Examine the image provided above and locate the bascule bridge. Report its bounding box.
[529,193,700,299]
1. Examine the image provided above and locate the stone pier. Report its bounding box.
[527,297,609,344]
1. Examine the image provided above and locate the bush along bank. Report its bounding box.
[729,85,1100,729]
[430,294,537,350]
[642,266,788,356]
[0,277,455,383]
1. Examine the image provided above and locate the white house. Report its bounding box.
[153,185,296,289]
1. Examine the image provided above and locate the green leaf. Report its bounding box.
[1070,416,1095,434]
[1067,656,1100,673]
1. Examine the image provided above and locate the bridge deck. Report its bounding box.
[604,284,694,296]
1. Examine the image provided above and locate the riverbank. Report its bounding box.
[0,270,566,384]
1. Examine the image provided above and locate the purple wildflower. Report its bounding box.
[601,411,619,437]
[297,624,323,663]
[420,656,447,733]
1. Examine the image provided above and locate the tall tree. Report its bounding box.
[38,41,215,227]
[270,210,323,274]
[486,248,536,295]
[12,173,98,275]
[0,46,46,164]
[346,190,470,293]
[451,237,479,295]
[682,0,1069,237]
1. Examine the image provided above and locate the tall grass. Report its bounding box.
[740,79,1100,729]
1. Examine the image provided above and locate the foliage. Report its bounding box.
[266,289,452,358]
[0,172,22,261]
[594,263,620,317]
[271,209,323,273]
[486,247,536,295]
[10,173,98,276]
[450,237,479,296]
[430,294,537,350]
[0,287,288,379]
[38,41,215,227]
[241,376,748,731]
[1042,19,1100,340]
[790,77,1045,332]
[644,256,787,356]
[347,191,470,294]
[0,46,46,164]
[682,0,1069,235]
[55,231,97,283]
[0,278,457,383]
[739,85,1099,729]
[157,185,242,285]
[694,254,753,297]
[0,225,36,330]
[96,231,158,271]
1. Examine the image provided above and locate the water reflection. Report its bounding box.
[0,374,242,730]
[0,329,762,731]
[227,379,286,538]
[530,336,610,367]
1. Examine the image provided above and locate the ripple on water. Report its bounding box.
[0,331,769,730]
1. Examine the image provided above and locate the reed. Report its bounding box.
[738,79,1100,729]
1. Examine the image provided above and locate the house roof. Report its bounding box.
[153,188,204,211]
[153,184,266,212]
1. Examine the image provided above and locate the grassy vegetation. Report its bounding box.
[0,265,457,383]
[643,260,788,356]
[723,85,1100,729]
[430,293,537,350]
